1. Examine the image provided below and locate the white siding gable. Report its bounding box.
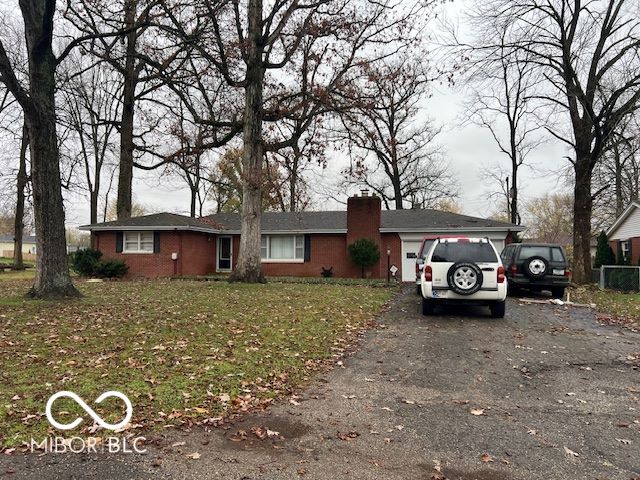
[610,204,640,240]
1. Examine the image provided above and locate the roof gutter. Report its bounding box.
[380,226,526,233]
[78,225,221,234]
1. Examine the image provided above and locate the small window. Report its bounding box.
[123,231,154,253]
[261,235,304,261]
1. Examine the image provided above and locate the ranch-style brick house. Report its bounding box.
[80,192,524,281]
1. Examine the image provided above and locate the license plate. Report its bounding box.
[553,269,564,275]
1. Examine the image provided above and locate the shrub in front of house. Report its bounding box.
[594,231,616,268]
[348,238,380,278]
[71,249,128,279]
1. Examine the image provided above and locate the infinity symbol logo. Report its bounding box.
[45,391,133,431]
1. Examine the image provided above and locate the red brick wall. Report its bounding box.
[345,195,383,278]
[380,233,402,280]
[225,232,400,279]
[95,230,216,277]
[632,237,640,265]
[609,238,640,265]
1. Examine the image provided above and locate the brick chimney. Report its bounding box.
[346,190,382,246]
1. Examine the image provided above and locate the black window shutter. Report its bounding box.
[153,232,161,253]
[304,234,311,262]
[116,232,123,253]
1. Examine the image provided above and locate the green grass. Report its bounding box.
[0,279,393,448]
[572,285,640,327]
[0,269,35,282]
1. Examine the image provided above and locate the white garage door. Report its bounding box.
[401,240,422,282]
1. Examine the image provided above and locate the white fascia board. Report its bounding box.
[260,229,347,235]
[606,201,639,237]
[78,225,220,234]
[382,226,525,234]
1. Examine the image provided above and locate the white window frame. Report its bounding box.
[621,241,630,254]
[123,231,154,254]
[261,235,305,263]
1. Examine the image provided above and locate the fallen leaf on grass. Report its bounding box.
[480,453,493,463]
[470,408,485,416]
[563,446,579,457]
[171,441,186,448]
[186,452,201,460]
[337,431,360,441]
[615,438,632,445]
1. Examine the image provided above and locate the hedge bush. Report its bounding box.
[70,249,128,278]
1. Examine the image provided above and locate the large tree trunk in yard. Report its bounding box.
[21,0,79,298]
[572,156,593,285]
[229,0,265,283]
[116,0,138,220]
[13,123,29,270]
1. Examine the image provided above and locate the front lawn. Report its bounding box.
[571,285,640,328]
[0,279,393,448]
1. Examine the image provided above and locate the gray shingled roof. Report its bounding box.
[204,209,521,233]
[81,209,523,233]
[79,212,218,231]
[203,211,347,232]
[0,234,37,244]
[379,209,519,231]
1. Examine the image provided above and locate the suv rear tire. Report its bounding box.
[523,256,549,280]
[422,296,436,315]
[447,262,483,295]
[490,300,506,318]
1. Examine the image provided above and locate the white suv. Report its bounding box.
[420,237,507,318]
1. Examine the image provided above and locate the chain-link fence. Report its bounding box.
[599,266,640,292]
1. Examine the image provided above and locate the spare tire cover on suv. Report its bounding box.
[447,262,484,295]
[523,256,549,280]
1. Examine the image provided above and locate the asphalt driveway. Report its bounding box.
[2,288,640,479]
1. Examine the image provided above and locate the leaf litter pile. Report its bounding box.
[0,279,392,449]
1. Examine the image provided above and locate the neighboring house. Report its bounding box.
[607,200,640,264]
[0,234,37,259]
[80,192,524,281]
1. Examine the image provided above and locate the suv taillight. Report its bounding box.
[497,266,505,283]
[510,264,517,275]
[424,265,432,282]
[565,268,572,279]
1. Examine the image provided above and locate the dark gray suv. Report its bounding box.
[500,243,571,298]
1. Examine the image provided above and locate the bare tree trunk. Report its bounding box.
[572,154,593,284]
[19,0,79,297]
[116,0,137,220]
[13,123,28,270]
[190,187,197,217]
[613,141,624,217]
[229,0,265,283]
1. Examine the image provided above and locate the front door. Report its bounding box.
[217,236,232,272]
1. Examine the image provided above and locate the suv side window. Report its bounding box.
[551,247,565,262]
[501,245,514,264]
[419,240,435,259]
